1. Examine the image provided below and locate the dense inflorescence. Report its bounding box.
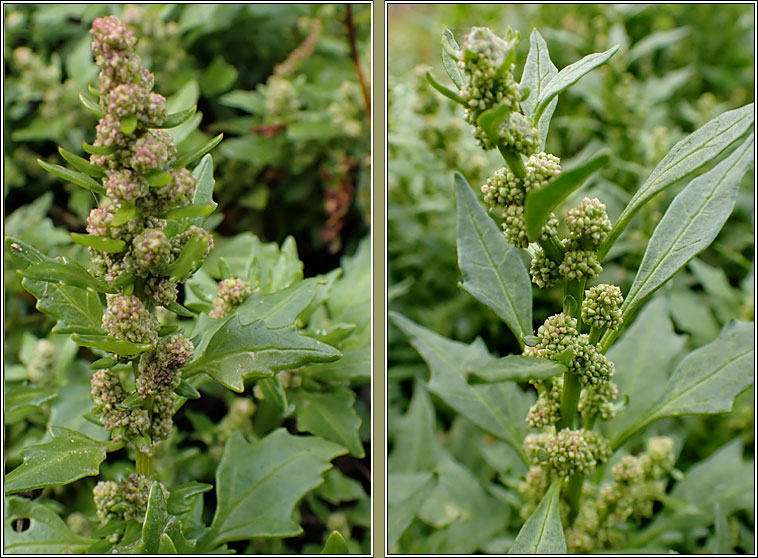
[209,277,253,318]
[93,473,151,525]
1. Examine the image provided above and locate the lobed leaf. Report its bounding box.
[202,429,346,546]
[533,44,619,123]
[599,103,754,259]
[387,472,437,551]
[455,173,532,344]
[524,149,611,241]
[5,427,109,494]
[37,159,106,195]
[236,276,322,328]
[621,134,754,321]
[509,479,566,554]
[4,497,96,554]
[19,256,116,293]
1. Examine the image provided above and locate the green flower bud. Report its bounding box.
[582,283,624,330]
[578,381,619,421]
[559,241,603,281]
[566,197,612,248]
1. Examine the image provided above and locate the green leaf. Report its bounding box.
[476,101,513,146]
[612,321,754,449]
[600,103,754,258]
[160,203,215,220]
[174,379,201,399]
[19,255,116,293]
[390,312,531,463]
[189,154,218,225]
[155,105,197,129]
[82,141,116,156]
[711,503,732,554]
[120,115,137,135]
[520,29,559,149]
[441,28,464,89]
[320,531,349,555]
[621,134,754,321]
[524,149,611,241]
[315,468,365,505]
[71,333,153,357]
[172,133,224,169]
[388,380,444,473]
[326,237,371,348]
[203,429,346,546]
[141,482,169,555]
[70,232,126,253]
[455,173,532,344]
[425,70,465,105]
[184,317,341,392]
[605,297,686,441]
[466,355,565,384]
[144,169,173,187]
[200,55,239,96]
[4,496,96,553]
[259,376,288,414]
[167,301,195,317]
[78,91,103,116]
[167,481,213,516]
[237,277,321,328]
[302,346,370,384]
[509,479,566,554]
[57,147,106,178]
[387,472,437,551]
[158,534,178,554]
[294,388,364,458]
[37,159,106,195]
[165,232,210,282]
[4,427,108,494]
[533,45,619,124]
[111,203,136,227]
[5,385,57,423]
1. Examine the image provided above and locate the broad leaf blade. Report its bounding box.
[600,103,754,258]
[455,173,532,344]
[5,427,108,493]
[466,355,565,384]
[533,45,619,123]
[387,472,437,551]
[294,388,364,458]
[141,482,170,555]
[237,277,321,328]
[509,479,566,554]
[184,317,341,392]
[524,149,611,241]
[390,312,531,462]
[520,29,558,149]
[613,321,754,449]
[5,385,57,424]
[4,497,96,553]
[205,429,346,545]
[622,134,754,320]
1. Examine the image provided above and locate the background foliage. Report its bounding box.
[4,3,371,554]
[388,4,754,554]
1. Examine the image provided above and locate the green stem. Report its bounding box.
[498,145,526,179]
[136,451,151,476]
[564,472,585,524]
[588,325,603,345]
[557,370,581,430]
[537,233,565,264]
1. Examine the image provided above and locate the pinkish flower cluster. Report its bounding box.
[101,294,159,344]
[209,278,253,318]
[136,333,194,397]
[93,473,150,525]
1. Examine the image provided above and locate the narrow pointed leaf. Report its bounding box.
[520,29,559,149]
[79,91,104,116]
[259,376,288,413]
[160,203,214,220]
[37,159,106,194]
[175,379,201,399]
[622,134,754,320]
[155,104,198,129]
[5,427,109,493]
[165,233,210,282]
[321,531,349,555]
[534,45,619,123]
[477,101,512,146]
[172,133,223,169]
[466,354,565,384]
[294,387,364,458]
[509,479,566,554]
[441,28,464,89]
[87,83,100,97]
[183,317,341,392]
[72,333,152,357]
[426,70,465,105]
[455,173,532,343]
[189,154,218,225]
[58,147,106,178]
[71,232,126,253]
[600,103,754,258]
[524,150,611,241]
[167,301,195,317]
[141,482,169,555]
[82,141,116,156]
[612,321,754,449]
[89,356,119,370]
[203,429,346,545]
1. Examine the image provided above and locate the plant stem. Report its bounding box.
[565,472,585,524]
[557,370,581,430]
[136,451,151,476]
[588,325,603,345]
[499,145,526,179]
[537,233,565,264]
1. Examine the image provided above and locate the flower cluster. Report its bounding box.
[136,333,193,396]
[481,153,561,248]
[526,376,563,428]
[578,380,619,422]
[524,427,612,477]
[93,473,150,524]
[582,283,624,330]
[457,27,537,152]
[102,294,159,344]
[209,278,253,318]
[28,339,57,385]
